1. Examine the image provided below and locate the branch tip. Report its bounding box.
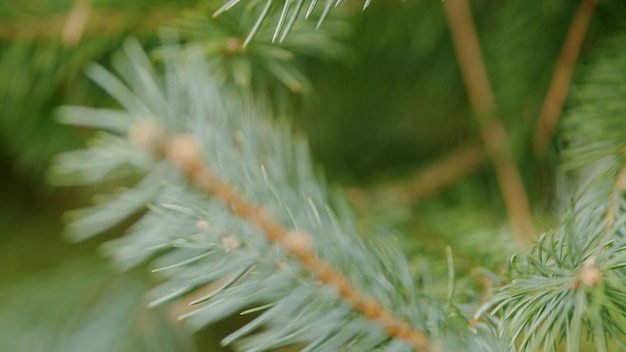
[220,235,241,252]
[196,219,210,230]
[282,230,313,256]
[577,257,602,287]
[165,134,204,172]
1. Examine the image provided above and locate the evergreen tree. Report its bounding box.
[2,0,626,351]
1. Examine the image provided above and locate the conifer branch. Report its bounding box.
[442,0,533,246]
[532,0,598,154]
[51,42,493,350]
[162,133,431,351]
[483,196,626,351]
[210,0,356,44]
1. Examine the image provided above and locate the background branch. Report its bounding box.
[0,7,187,40]
[61,0,91,47]
[371,141,485,206]
[532,0,598,154]
[442,0,533,246]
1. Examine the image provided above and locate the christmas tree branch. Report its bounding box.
[532,0,598,154]
[161,133,431,351]
[51,40,493,350]
[442,0,533,246]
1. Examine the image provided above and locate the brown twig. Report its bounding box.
[61,0,91,47]
[377,141,486,205]
[0,7,186,41]
[606,165,626,231]
[532,0,598,154]
[346,142,485,216]
[162,134,431,351]
[442,0,533,246]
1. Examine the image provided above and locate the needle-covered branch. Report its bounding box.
[51,39,503,351]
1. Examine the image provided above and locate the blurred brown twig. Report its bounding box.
[0,7,187,41]
[61,0,91,47]
[442,0,533,246]
[532,0,598,154]
[371,141,486,206]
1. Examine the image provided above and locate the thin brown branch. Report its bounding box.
[348,141,486,210]
[163,134,431,351]
[442,0,533,246]
[532,0,598,154]
[61,0,91,47]
[0,7,186,41]
[380,141,485,204]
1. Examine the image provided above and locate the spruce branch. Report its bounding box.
[481,196,626,352]
[51,40,507,351]
[160,132,430,351]
[532,0,598,154]
[478,27,626,351]
[168,8,350,101]
[208,0,357,45]
[442,0,533,246]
